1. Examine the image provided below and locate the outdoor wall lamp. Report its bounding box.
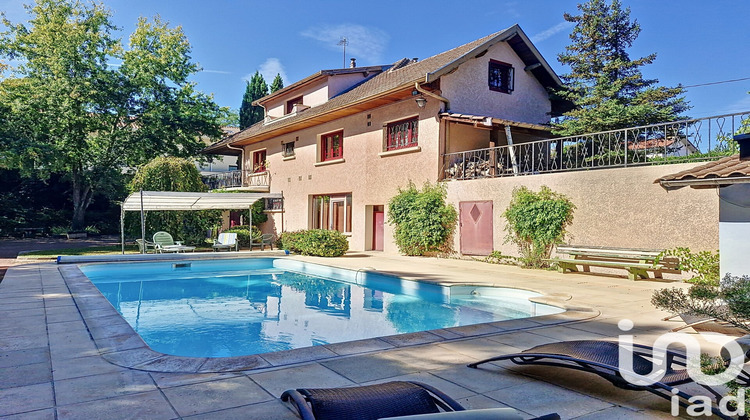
[412,89,427,108]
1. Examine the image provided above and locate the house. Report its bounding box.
[656,134,750,279]
[203,25,567,253]
[197,126,241,190]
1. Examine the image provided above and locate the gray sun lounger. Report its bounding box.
[468,340,750,420]
[281,381,560,420]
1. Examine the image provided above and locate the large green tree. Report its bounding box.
[239,71,268,129]
[0,0,226,230]
[270,73,284,93]
[553,0,689,136]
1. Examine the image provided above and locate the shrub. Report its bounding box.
[388,182,457,256]
[278,229,348,257]
[503,186,575,268]
[278,230,304,253]
[656,247,720,286]
[652,273,750,334]
[224,226,261,248]
[84,225,100,235]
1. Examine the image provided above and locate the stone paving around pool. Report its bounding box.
[0,253,730,419]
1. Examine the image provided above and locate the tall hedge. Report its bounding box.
[127,157,221,245]
[388,182,457,256]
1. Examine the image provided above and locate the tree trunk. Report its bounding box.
[71,172,93,231]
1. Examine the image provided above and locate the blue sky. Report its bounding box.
[2,0,749,120]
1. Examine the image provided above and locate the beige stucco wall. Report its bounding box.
[445,123,490,153]
[440,42,551,124]
[265,79,329,119]
[445,163,720,257]
[244,98,443,252]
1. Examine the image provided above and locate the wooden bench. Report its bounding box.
[548,245,680,280]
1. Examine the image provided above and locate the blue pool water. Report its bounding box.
[80,258,562,358]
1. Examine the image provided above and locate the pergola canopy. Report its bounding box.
[120,191,284,254]
[121,191,283,211]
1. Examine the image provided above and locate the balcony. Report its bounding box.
[443,111,750,180]
[203,170,270,191]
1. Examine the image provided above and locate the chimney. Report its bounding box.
[412,58,419,62]
[350,58,356,68]
[735,133,750,161]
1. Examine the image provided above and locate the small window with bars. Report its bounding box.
[264,197,284,211]
[385,117,418,151]
[488,60,514,94]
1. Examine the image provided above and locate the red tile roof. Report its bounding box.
[655,155,750,188]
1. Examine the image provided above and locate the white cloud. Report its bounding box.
[301,23,389,65]
[531,21,575,43]
[243,58,287,85]
[258,58,287,85]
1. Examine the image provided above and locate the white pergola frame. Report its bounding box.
[120,191,283,254]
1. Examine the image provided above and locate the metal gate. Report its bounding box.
[459,201,493,255]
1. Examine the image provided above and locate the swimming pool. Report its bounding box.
[80,258,563,358]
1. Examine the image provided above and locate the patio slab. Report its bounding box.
[0,254,731,419]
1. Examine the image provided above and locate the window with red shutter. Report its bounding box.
[320,130,344,162]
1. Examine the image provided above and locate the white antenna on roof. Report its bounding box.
[337,37,348,68]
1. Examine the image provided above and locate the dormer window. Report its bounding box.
[488,60,514,94]
[286,96,304,114]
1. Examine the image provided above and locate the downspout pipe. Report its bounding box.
[414,82,450,112]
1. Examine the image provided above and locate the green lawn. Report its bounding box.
[18,245,214,259]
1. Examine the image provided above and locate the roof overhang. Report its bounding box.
[204,85,415,153]
[121,191,283,211]
[440,112,551,132]
[658,176,750,190]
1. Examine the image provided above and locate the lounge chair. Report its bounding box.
[152,231,195,253]
[281,381,560,420]
[468,340,750,420]
[664,312,748,336]
[250,233,274,251]
[135,238,158,254]
[212,232,238,252]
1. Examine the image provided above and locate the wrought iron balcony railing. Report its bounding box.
[203,170,270,190]
[443,111,750,180]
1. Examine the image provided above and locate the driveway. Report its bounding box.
[0,236,120,281]
[0,235,120,259]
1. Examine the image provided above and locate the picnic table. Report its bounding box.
[548,245,680,280]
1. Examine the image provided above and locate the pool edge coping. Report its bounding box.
[58,256,600,374]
